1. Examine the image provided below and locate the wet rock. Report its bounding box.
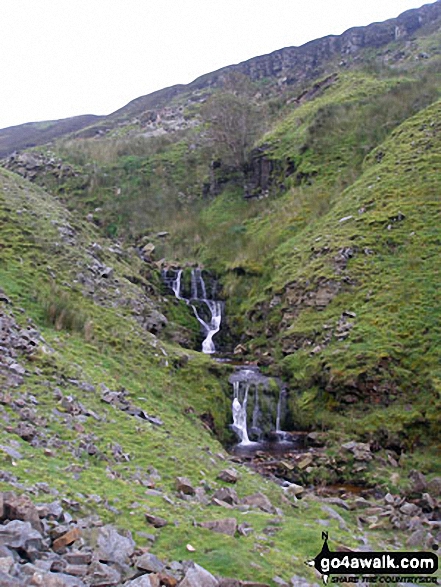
[217,469,239,484]
[180,562,219,587]
[96,525,135,566]
[176,477,196,496]
[200,518,237,536]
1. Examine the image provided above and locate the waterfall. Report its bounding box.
[229,366,286,444]
[276,387,286,433]
[163,268,223,354]
[232,381,251,445]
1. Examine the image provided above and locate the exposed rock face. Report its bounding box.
[219,1,441,85]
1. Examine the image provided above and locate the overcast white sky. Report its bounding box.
[0,0,431,129]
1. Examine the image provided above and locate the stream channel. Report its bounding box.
[163,267,311,486]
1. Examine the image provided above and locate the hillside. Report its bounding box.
[0,3,441,586]
[0,115,102,158]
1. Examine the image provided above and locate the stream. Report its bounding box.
[162,266,371,493]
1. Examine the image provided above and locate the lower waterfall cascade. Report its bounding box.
[163,267,223,354]
[229,366,287,445]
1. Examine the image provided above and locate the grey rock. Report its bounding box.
[135,551,164,573]
[124,576,155,587]
[409,470,427,494]
[96,525,135,566]
[180,562,218,587]
[212,487,238,505]
[321,505,349,531]
[290,576,320,587]
[241,492,275,514]
[399,502,421,516]
[176,477,196,496]
[144,513,168,528]
[0,553,14,574]
[284,483,305,497]
[0,520,44,552]
[28,570,86,586]
[217,469,239,484]
[0,445,23,460]
[0,569,23,586]
[427,477,441,496]
[85,560,121,586]
[406,529,429,547]
[200,517,237,536]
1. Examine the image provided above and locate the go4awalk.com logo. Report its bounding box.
[305,533,439,584]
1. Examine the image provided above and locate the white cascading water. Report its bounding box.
[232,381,251,445]
[163,268,222,354]
[229,367,286,445]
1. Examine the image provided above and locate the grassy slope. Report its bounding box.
[211,91,441,449]
[2,168,392,584]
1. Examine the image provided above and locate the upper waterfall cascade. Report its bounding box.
[163,268,223,354]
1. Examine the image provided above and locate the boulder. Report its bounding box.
[176,477,196,496]
[135,552,164,573]
[2,492,43,532]
[0,569,23,586]
[96,525,135,566]
[284,483,304,497]
[212,487,238,505]
[217,469,239,484]
[241,492,275,514]
[200,518,237,536]
[29,570,86,586]
[427,477,441,496]
[340,441,372,461]
[180,562,218,587]
[144,513,168,528]
[409,470,427,494]
[0,520,44,552]
[124,576,155,587]
[85,560,121,586]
